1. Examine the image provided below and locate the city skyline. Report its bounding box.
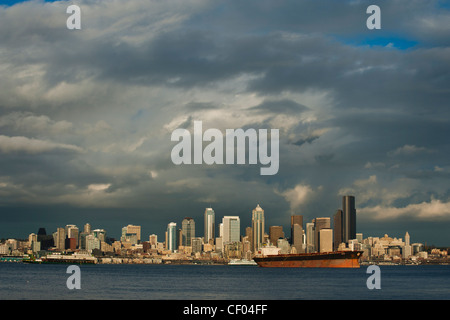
[4,196,447,250]
[0,1,449,247]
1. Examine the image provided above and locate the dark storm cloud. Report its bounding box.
[0,0,449,244]
[249,99,309,115]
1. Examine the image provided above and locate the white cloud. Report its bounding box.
[278,184,322,213]
[358,198,450,221]
[388,144,431,156]
[0,112,73,135]
[338,175,421,209]
[0,135,83,154]
[87,183,111,192]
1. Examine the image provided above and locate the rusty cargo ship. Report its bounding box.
[253,250,363,268]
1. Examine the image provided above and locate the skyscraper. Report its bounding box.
[166,222,177,252]
[84,223,91,234]
[342,195,356,243]
[290,215,303,251]
[121,225,139,245]
[65,224,79,248]
[269,226,284,246]
[37,227,53,250]
[291,224,304,253]
[222,216,240,244]
[306,222,315,253]
[314,217,330,252]
[252,204,265,252]
[319,228,333,252]
[333,209,343,251]
[56,227,65,251]
[182,217,195,246]
[204,208,215,245]
[403,231,412,259]
[290,215,303,230]
[93,229,106,242]
[123,224,141,243]
[68,225,79,248]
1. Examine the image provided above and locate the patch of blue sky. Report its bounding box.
[335,34,418,50]
[0,0,60,6]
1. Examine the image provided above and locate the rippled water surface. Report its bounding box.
[0,263,449,300]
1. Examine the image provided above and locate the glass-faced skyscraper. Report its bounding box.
[182,217,195,246]
[222,216,240,244]
[342,195,356,243]
[167,222,177,252]
[204,208,215,245]
[252,204,265,252]
[333,209,343,251]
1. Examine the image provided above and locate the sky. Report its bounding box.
[0,0,449,246]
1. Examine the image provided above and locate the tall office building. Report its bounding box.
[121,226,138,245]
[290,215,303,230]
[28,233,37,247]
[93,229,106,242]
[56,227,66,251]
[403,231,412,258]
[252,204,265,252]
[84,223,91,234]
[191,237,203,254]
[333,209,343,251]
[182,217,195,246]
[66,225,79,248]
[204,208,215,245]
[122,224,141,243]
[319,229,333,252]
[37,227,53,250]
[342,195,356,243]
[166,222,177,252]
[314,217,330,252]
[306,222,315,253]
[245,227,253,252]
[269,226,284,246]
[222,216,240,244]
[290,215,303,251]
[291,224,304,253]
[86,234,100,252]
[149,234,158,247]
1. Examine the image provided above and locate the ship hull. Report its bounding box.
[253,251,363,268]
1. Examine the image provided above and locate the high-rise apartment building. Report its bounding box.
[252,204,265,252]
[342,195,356,243]
[204,208,215,245]
[182,217,195,246]
[222,216,240,244]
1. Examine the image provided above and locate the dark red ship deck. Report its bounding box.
[253,251,363,268]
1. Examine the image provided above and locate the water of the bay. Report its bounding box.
[0,263,449,300]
